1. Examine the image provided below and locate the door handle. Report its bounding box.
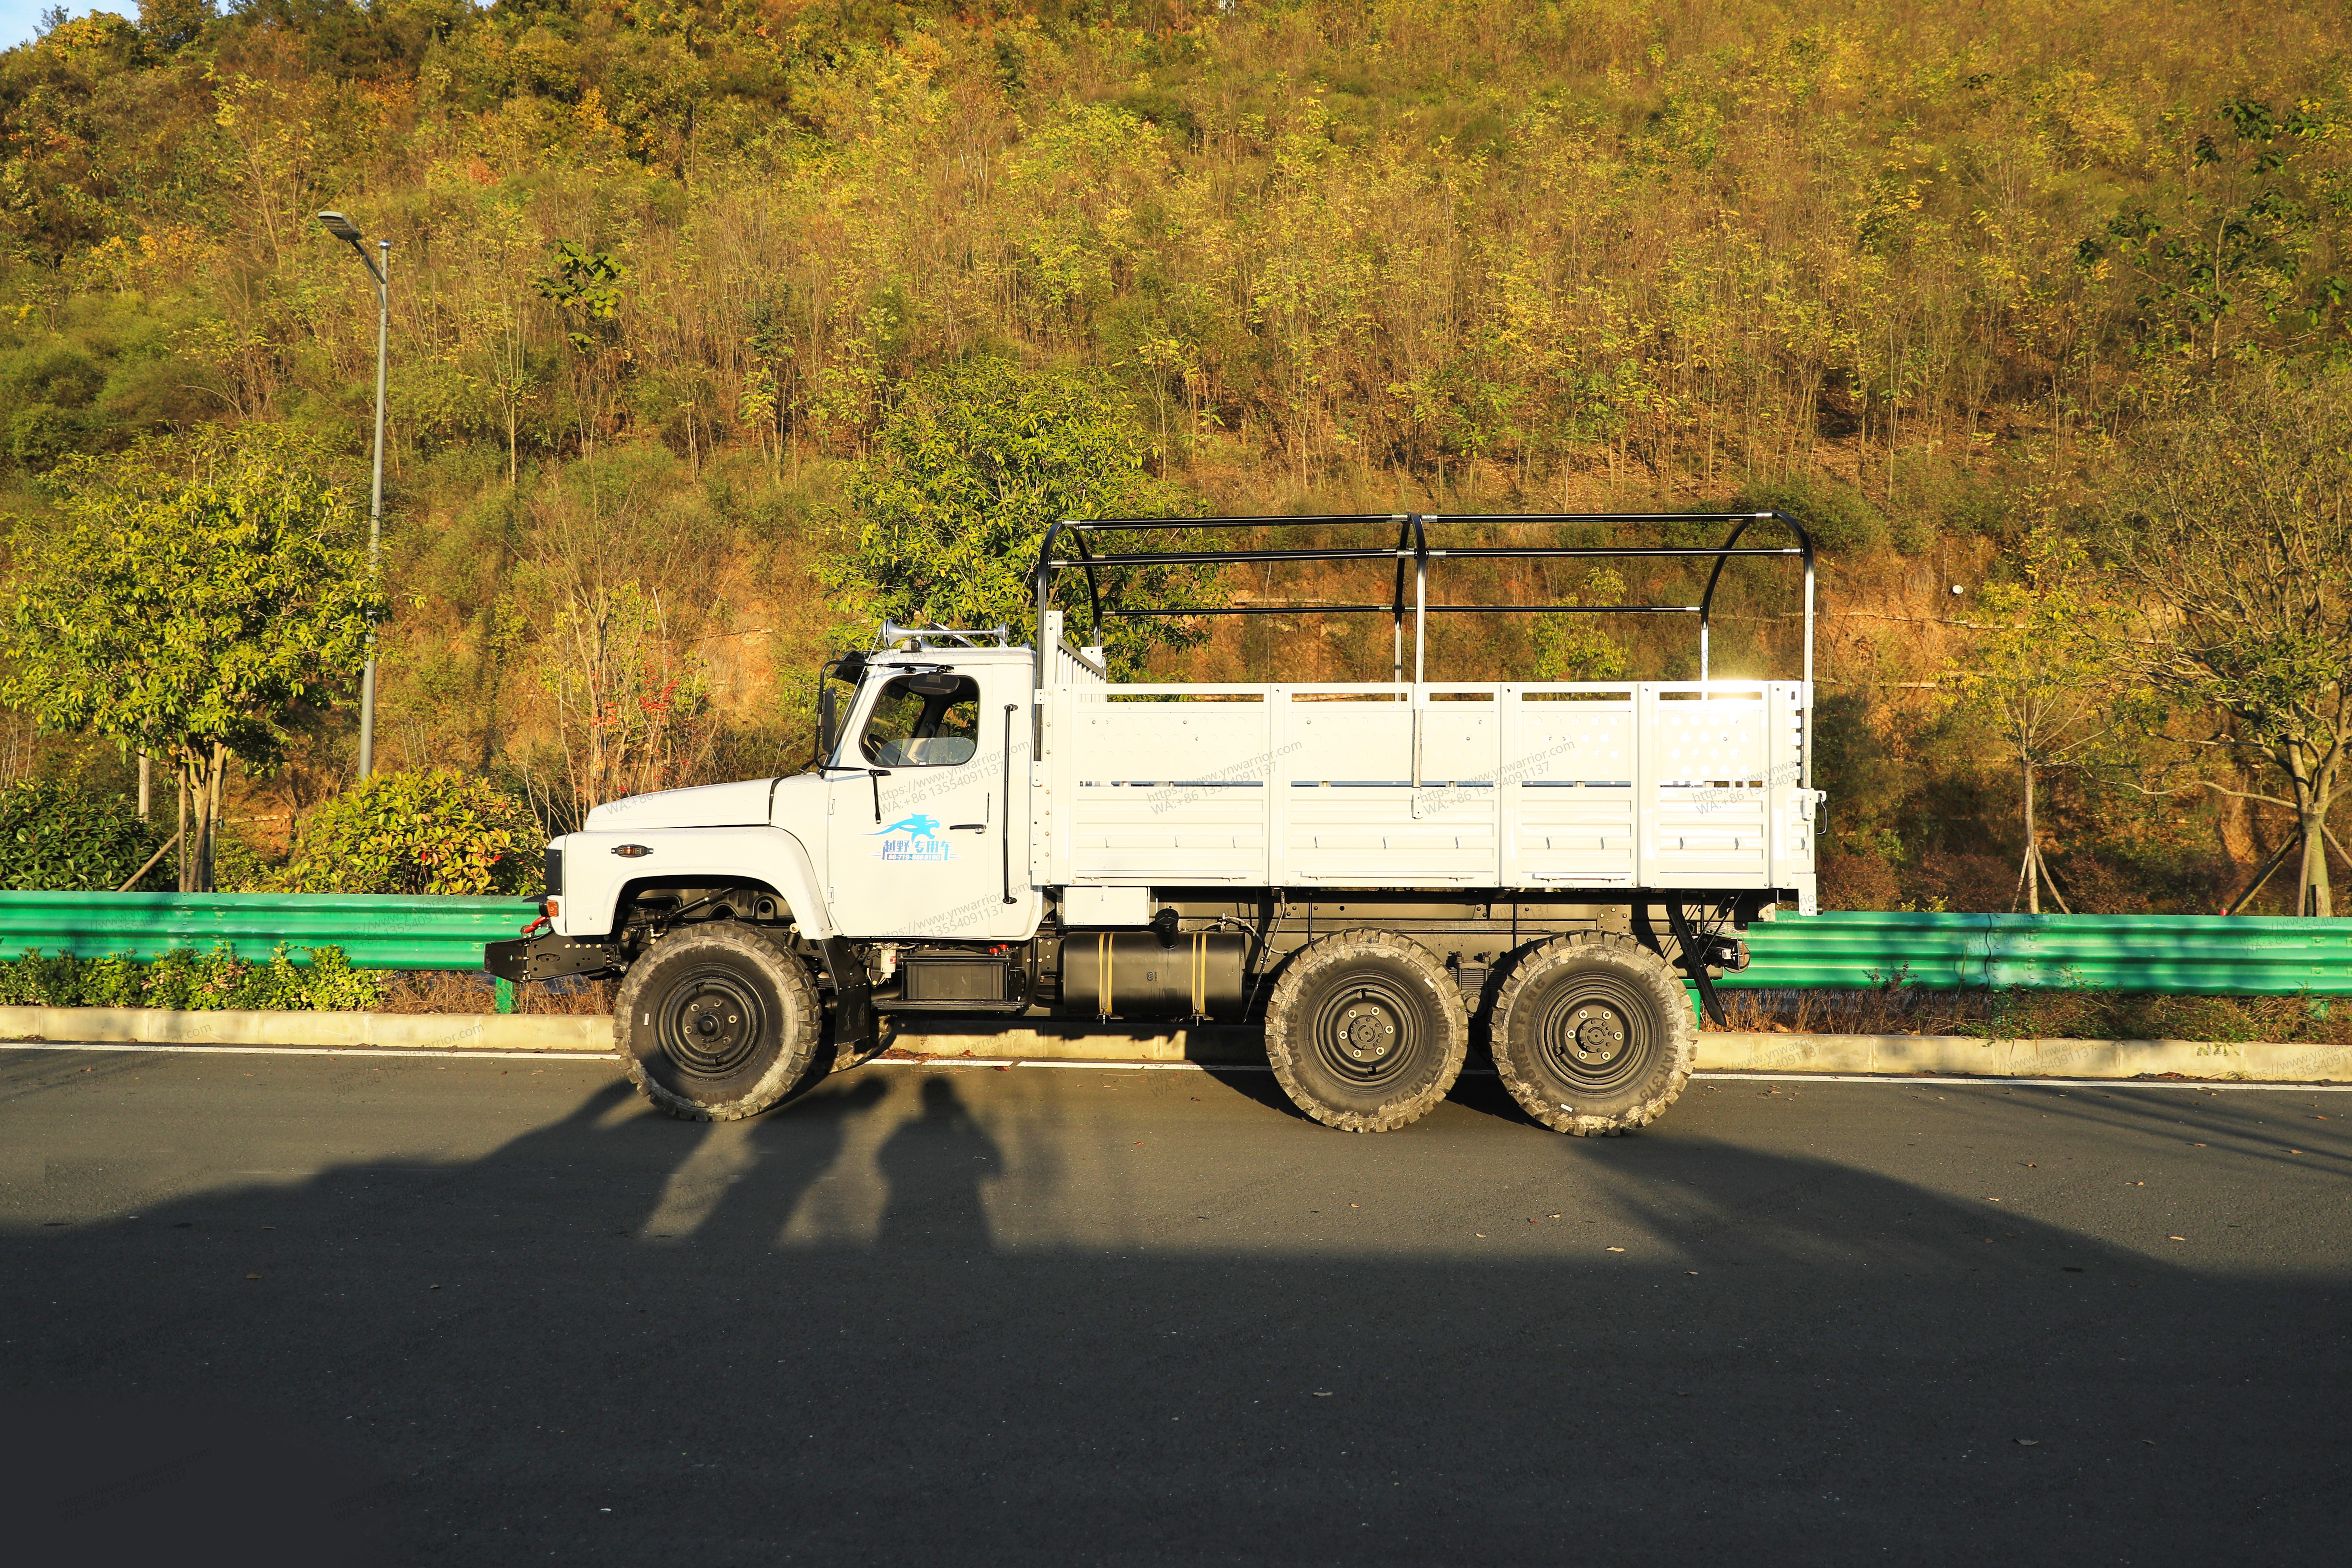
[949,822,987,832]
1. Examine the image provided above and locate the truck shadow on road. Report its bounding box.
[3,1057,2348,1566]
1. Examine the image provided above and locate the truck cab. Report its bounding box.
[811,642,1041,944]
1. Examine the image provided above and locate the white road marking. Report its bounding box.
[0,1042,613,1062]
[1691,1071,2352,1091]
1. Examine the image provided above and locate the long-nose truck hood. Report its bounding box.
[583,778,778,831]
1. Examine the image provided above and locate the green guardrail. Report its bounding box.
[0,892,543,971]
[4,895,2351,997]
[1730,911,2352,995]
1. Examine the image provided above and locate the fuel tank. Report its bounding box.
[1055,930,1249,1022]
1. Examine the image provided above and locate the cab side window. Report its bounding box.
[860,673,980,766]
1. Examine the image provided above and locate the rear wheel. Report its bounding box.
[614,925,825,1121]
[1489,932,1694,1136]
[1263,930,1468,1132]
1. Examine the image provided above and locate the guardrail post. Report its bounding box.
[493,978,516,1014]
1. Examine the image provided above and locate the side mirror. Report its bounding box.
[817,682,839,768]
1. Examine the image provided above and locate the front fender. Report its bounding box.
[554,826,834,940]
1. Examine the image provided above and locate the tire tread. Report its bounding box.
[1263,929,1469,1133]
[1489,930,1695,1137]
[613,924,825,1122]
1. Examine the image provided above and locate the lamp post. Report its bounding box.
[316,209,389,779]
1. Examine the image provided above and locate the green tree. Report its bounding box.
[842,358,1224,676]
[277,767,545,896]
[0,432,385,891]
[1528,569,1631,681]
[2116,373,2352,916]
[2087,97,2341,370]
[1963,538,2122,913]
[135,0,214,55]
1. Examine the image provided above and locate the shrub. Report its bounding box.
[278,768,544,896]
[141,946,200,1009]
[843,356,1217,678]
[300,945,386,1011]
[1905,852,2023,913]
[0,948,75,1004]
[186,942,247,1010]
[82,952,143,1007]
[1736,476,1888,554]
[1818,848,1900,910]
[0,944,385,1009]
[0,778,169,891]
[7,401,91,471]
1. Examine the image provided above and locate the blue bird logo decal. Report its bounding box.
[872,813,941,840]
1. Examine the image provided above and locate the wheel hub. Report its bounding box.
[657,971,765,1079]
[1308,981,1421,1089]
[1571,1008,1624,1064]
[1526,975,1655,1093]
[1342,1007,1395,1058]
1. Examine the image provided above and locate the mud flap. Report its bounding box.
[815,935,876,1052]
[1662,902,1729,1029]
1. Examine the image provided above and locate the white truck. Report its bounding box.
[487,511,1821,1135]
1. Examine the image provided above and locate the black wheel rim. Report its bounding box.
[1308,976,1424,1091]
[655,966,769,1080]
[1526,972,1656,1094]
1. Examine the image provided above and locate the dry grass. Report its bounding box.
[1713,987,2352,1044]
[376,971,615,1017]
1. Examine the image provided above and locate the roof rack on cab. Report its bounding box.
[872,621,1016,653]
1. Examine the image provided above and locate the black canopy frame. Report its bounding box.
[1031,511,1814,691]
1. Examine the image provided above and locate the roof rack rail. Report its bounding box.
[874,621,1015,653]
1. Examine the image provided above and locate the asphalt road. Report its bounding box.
[2,1047,2347,1567]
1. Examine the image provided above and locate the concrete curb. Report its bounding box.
[0,1004,612,1053]
[4,1006,2348,1083]
[887,1021,1256,1065]
[882,1022,2352,1083]
[1696,1030,2352,1082]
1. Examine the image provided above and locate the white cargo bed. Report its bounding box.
[1034,679,1816,897]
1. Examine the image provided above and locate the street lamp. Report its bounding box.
[316,209,390,780]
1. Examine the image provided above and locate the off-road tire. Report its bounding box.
[614,924,825,1121]
[1489,932,1695,1136]
[1263,930,1469,1132]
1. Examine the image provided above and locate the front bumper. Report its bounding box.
[484,930,625,985]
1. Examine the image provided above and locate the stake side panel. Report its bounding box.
[1041,681,1813,898]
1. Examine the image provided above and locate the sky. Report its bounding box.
[1,5,136,51]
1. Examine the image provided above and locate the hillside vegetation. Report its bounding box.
[1,0,2348,911]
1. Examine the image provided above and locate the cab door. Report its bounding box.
[826,663,1030,939]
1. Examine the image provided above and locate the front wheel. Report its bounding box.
[1263,930,1468,1132]
[1488,932,1695,1136]
[614,925,825,1121]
